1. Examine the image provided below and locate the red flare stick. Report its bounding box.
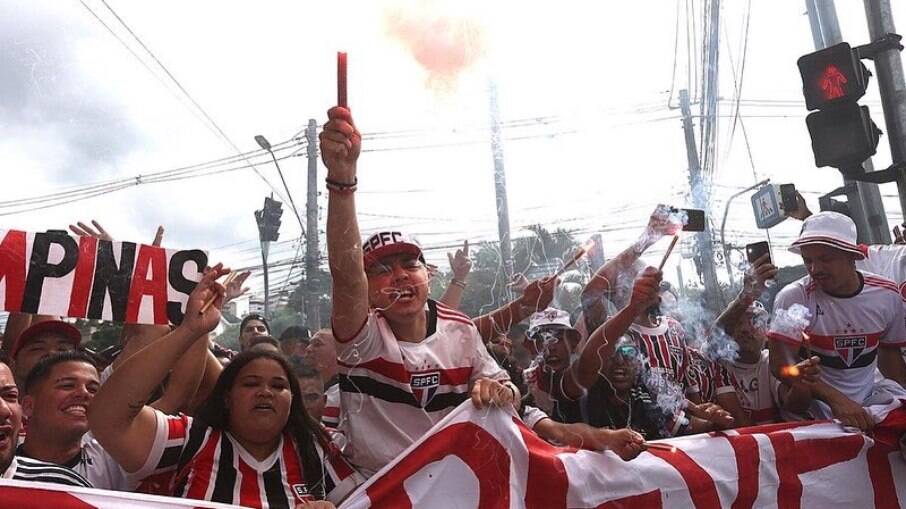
[337,52,348,108]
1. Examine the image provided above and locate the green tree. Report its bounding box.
[452,225,582,318]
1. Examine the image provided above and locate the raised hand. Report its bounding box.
[223,270,251,304]
[742,253,778,297]
[69,220,113,241]
[182,264,229,335]
[448,240,472,281]
[788,192,812,221]
[628,267,662,313]
[319,106,361,180]
[519,277,559,313]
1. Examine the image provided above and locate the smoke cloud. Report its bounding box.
[382,0,487,92]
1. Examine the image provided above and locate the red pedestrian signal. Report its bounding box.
[798,43,869,110]
[798,42,879,172]
[818,64,848,101]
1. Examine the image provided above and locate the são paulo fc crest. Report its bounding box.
[411,371,440,407]
[292,483,310,501]
[834,336,866,366]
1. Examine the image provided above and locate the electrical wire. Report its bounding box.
[85,0,288,202]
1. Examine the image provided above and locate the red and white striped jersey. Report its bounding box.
[335,299,509,477]
[627,317,693,390]
[686,348,737,403]
[768,271,906,405]
[857,244,906,301]
[722,350,782,424]
[131,410,360,508]
[321,383,341,429]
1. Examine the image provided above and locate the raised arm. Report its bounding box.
[580,206,672,333]
[151,332,218,415]
[716,253,776,333]
[438,241,471,310]
[473,277,558,342]
[88,266,226,472]
[563,268,660,398]
[320,107,367,342]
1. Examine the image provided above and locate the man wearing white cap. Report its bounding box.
[768,211,906,431]
[320,106,521,477]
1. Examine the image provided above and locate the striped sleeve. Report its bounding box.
[712,362,737,395]
[12,457,93,488]
[127,410,192,481]
[321,384,341,428]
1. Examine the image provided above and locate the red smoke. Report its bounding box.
[383,2,487,91]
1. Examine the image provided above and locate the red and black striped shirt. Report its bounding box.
[132,410,360,508]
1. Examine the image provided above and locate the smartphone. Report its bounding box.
[746,241,771,264]
[681,209,706,232]
[779,184,799,212]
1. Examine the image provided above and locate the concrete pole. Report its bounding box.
[679,89,721,310]
[864,0,906,219]
[805,0,891,243]
[488,81,514,293]
[304,119,321,329]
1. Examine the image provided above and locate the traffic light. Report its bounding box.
[798,42,881,171]
[254,196,283,242]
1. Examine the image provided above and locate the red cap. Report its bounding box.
[11,320,82,359]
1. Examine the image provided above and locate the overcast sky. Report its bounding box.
[3,0,906,303]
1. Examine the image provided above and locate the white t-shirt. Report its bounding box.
[722,350,782,424]
[336,300,509,477]
[857,244,906,299]
[768,271,906,405]
[73,435,132,491]
[322,383,341,429]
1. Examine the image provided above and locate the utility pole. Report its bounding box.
[304,119,321,329]
[679,89,721,311]
[261,241,270,318]
[488,81,514,292]
[864,0,906,218]
[805,0,891,243]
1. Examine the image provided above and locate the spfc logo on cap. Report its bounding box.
[411,371,440,407]
[834,335,866,366]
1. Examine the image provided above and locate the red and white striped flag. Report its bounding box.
[340,400,906,508]
[0,479,244,508]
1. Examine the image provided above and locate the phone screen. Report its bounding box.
[746,241,771,264]
[682,209,706,232]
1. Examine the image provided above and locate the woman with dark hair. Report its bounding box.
[89,265,359,508]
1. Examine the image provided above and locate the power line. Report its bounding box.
[85,0,287,202]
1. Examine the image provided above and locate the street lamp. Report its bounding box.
[720,179,770,285]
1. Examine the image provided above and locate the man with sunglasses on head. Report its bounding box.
[320,106,519,477]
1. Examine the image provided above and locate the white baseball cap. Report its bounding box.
[789,211,865,260]
[362,231,425,267]
[527,308,579,341]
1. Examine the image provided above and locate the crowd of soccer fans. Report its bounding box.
[1,105,905,508]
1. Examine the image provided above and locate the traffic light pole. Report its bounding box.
[864,0,906,219]
[304,119,321,329]
[261,240,270,319]
[805,0,892,243]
